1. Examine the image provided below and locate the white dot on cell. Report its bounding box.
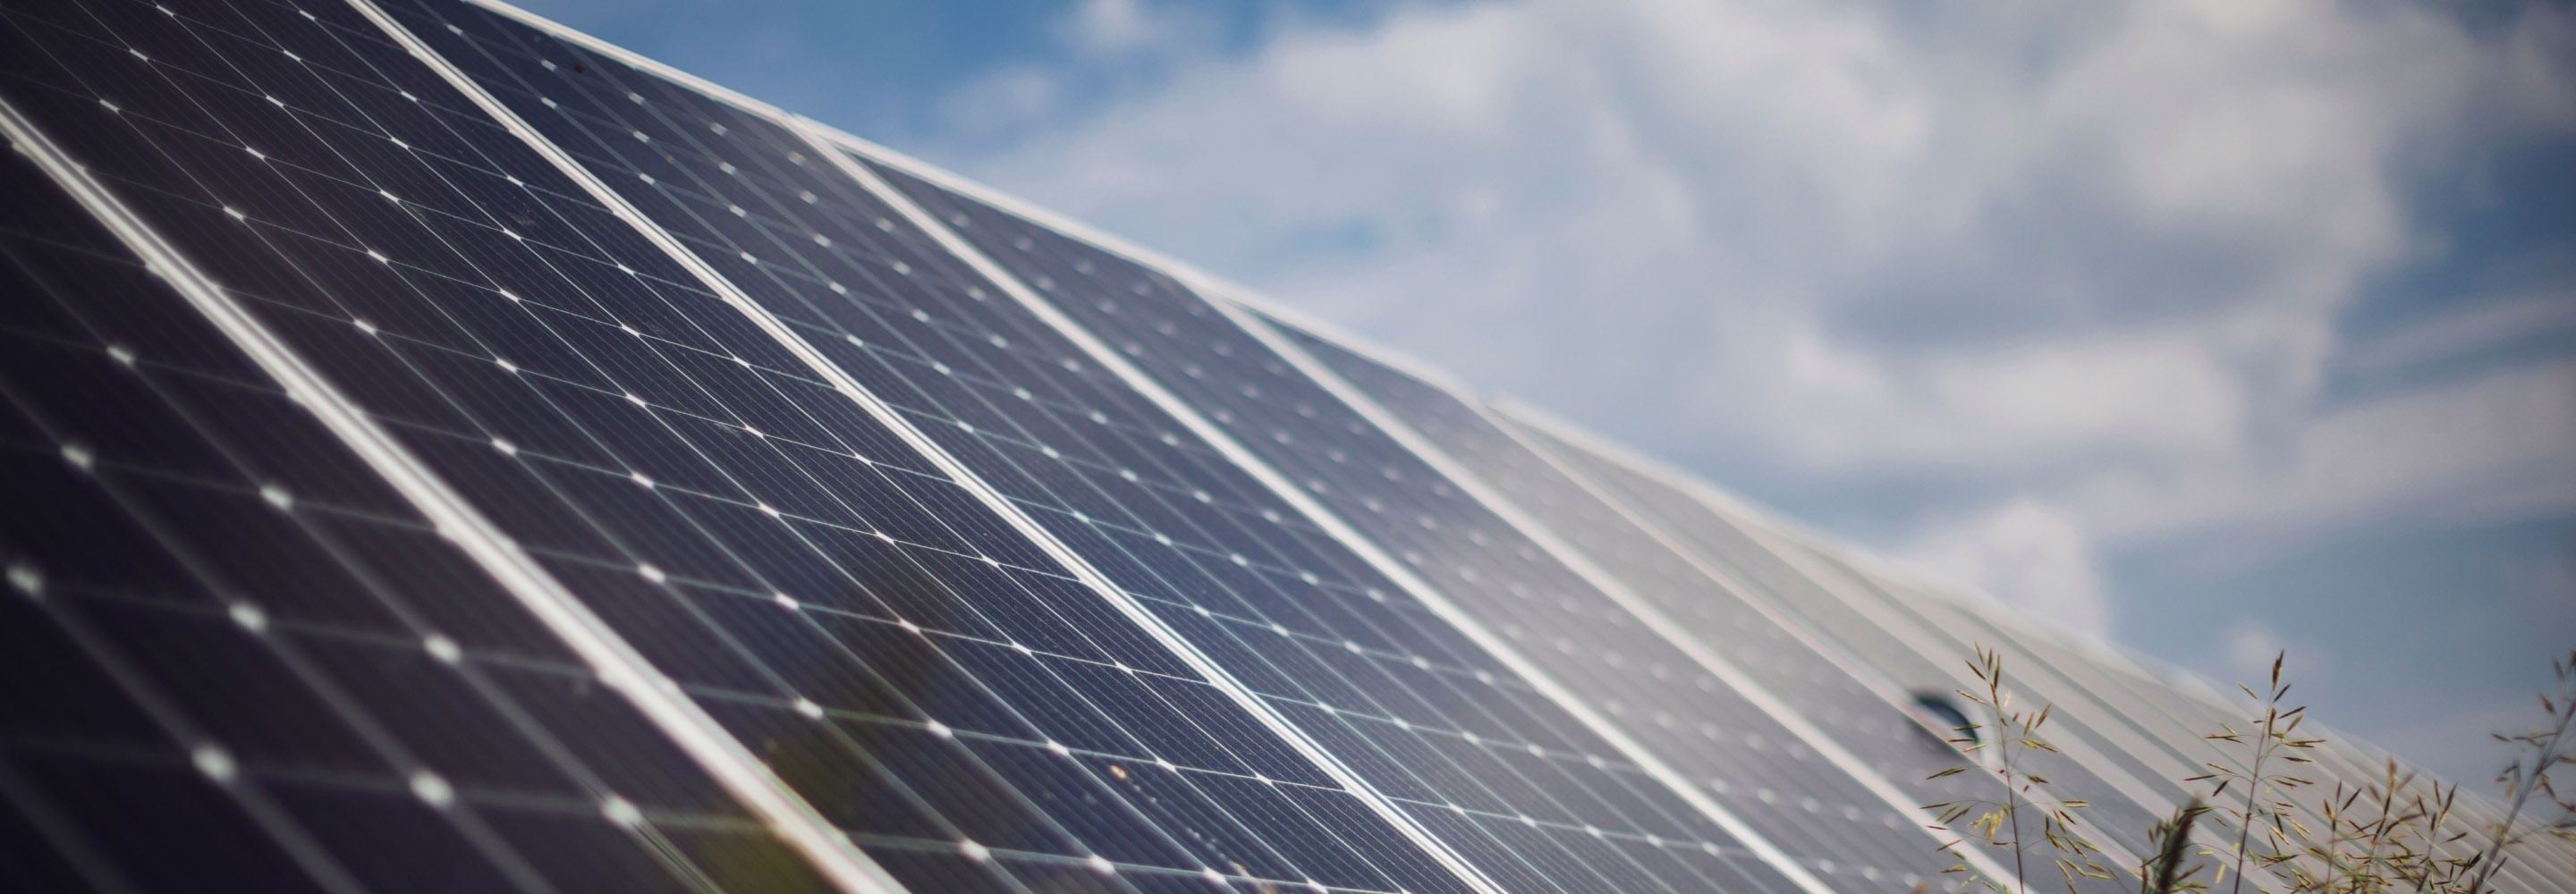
[757,502,780,518]
[352,318,377,335]
[490,437,517,456]
[637,564,665,583]
[424,634,462,663]
[773,593,799,610]
[223,207,245,221]
[958,839,988,862]
[365,249,387,264]
[377,190,397,203]
[896,618,919,633]
[1046,740,1071,757]
[628,471,654,488]
[5,563,40,598]
[623,392,646,407]
[793,698,825,720]
[228,602,267,632]
[925,720,953,738]
[258,485,292,510]
[410,770,454,807]
[600,796,643,826]
[191,743,236,781]
[1086,855,1115,875]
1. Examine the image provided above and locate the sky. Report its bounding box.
[513,0,2576,790]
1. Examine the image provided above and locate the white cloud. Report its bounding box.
[2072,360,2576,544]
[2219,620,2300,687]
[1063,0,1166,55]
[1902,498,2113,637]
[2340,291,2576,377]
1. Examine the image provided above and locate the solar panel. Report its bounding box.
[5,2,2565,894]
[0,107,832,894]
[388,5,1834,892]
[857,161,2065,894]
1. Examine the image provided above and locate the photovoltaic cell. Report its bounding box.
[0,115,828,894]
[863,158,2015,894]
[386,4,1820,892]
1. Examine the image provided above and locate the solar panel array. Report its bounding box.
[2,3,2568,894]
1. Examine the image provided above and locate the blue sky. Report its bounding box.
[515,0,2576,789]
